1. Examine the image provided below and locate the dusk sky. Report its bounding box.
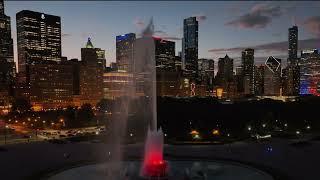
[5,1,320,67]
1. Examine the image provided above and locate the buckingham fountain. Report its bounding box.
[47,20,275,180]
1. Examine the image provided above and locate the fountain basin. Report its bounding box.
[47,160,274,180]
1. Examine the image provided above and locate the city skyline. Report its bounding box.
[3,1,320,69]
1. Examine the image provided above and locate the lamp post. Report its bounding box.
[4,125,8,145]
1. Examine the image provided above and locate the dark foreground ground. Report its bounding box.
[0,138,319,180]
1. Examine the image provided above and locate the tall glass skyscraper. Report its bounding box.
[116,33,136,72]
[16,10,61,81]
[241,48,254,95]
[285,26,300,95]
[182,17,198,77]
[288,26,298,63]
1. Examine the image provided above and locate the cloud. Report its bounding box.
[225,3,283,29]
[133,17,145,29]
[154,30,182,41]
[208,38,320,57]
[272,32,282,37]
[193,13,207,23]
[303,16,320,36]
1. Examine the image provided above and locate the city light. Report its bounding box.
[248,126,252,131]
[262,124,266,128]
[296,131,300,135]
[212,129,220,136]
[306,125,311,130]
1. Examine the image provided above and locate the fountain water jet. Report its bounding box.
[133,18,167,178]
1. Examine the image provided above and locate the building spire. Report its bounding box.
[85,37,94,48]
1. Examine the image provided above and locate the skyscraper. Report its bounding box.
[81,38,106,67]
[198,58,214,90]
[154,37,175,71]
[116,33,136,72]
[16,10,61,82]
[0,0,13,64]
[215,54,233,85]
[264,56,282,96]
[286,26,300,95]
[182,17,198,77]
[254,65,264,95]
[299,49,320,95]
[288,26,298,63]
[0,0,15,111]
[80,38,104,106]
[241,48,255,95]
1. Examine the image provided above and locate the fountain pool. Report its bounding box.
[47,160,274,180]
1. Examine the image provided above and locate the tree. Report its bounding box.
[11,98,32,113]
[78,103,94,122]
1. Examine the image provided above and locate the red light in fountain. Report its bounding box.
[141,129,168,178]
[142,158,168,178]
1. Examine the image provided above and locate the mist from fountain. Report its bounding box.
[105,18,165,179]
[133,18,167,178]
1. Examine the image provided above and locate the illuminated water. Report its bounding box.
[48,160,274,180]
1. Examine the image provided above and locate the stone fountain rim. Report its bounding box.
[33,157,290,180]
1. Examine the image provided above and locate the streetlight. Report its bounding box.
[4,125,9,145]
[296,130,300,135]
[60,119,65,127]
[262,124,266,128]
[247,126,252,131]
[306,125,311,130]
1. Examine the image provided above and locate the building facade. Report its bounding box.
[254,65,264,95]
[198,58,214,91]
[28,61,73,110]
[241,48,255,95]
[116,33,136,72]
[0,0,15,114]
[288,26,298,63]
[16,10,61,83]
[79,39,104,106]
[154,37,175,71]
[182,17,198,77]
[264,56,282,96]
[299,49,320,96]
[103,71,134,100]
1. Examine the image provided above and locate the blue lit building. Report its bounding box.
[116,33,136,72]
[299,49,320,95]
